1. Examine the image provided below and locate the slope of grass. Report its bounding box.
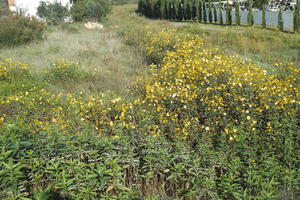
[0,21,145,95]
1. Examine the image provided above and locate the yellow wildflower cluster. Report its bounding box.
[143,29,198,64]
[0,58,30,80]
[0,87,135,135]
[136,33,299,139]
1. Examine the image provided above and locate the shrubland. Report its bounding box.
[0,4,299,200]
[0,15,45,48]
[71,0,112,22]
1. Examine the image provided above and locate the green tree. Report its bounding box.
[278,6,283,31]
[192,0,197,20]
[219,1,223,25]
[203,1,207,23]
[71,0,112,22]
[294,1,299,32]
[37,1,69,25]
[184,0,192,20]
[198,0,203,22]
[226,1,231,25]
[262,4,266,28]
[247,0,254,26]
[213,4,218,23]
[208,0,213,23]
[235,2,240,25]
[253,0,268,9]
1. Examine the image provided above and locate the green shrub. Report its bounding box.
[0,15,46,47]
[37,1,69,25]
[0,1,11,17]
[44,59,90,82]
[71,0,112,22]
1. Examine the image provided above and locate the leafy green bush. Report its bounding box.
[37,1,69,25]
[71,0,112,22]
[0,15,46,47]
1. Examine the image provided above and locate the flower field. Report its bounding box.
[0,4,299,200]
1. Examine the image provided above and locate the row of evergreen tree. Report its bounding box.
[138,0,300,32]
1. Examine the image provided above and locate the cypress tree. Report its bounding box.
[235,2,240,25]
[278,6,283,31]
[219,1,223,25]
[180,0,184,21]
[160,0,165,19]
[214,5,218,23]
[198,0,203,22]
[226,1,232,25]
[262,4,266,28]
[208,0,213,23]
[293,1,299,32]
[247,0,254,26]
[192,0,197,20]
[185,0,192,20]
[172,1,176,20]
[203,1,207,23]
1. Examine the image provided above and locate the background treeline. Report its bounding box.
[138,0,300,32]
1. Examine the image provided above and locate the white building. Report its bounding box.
[5,0,73,17]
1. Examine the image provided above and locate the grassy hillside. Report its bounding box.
[0,4,299,200]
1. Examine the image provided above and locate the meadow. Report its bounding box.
[0,4,299,200]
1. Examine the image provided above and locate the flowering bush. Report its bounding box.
[0,30,299,199]
[133,33,299,140]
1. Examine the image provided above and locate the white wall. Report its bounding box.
[10,0,72,17]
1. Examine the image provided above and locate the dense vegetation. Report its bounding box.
[37,1,69,25]
[0,15,45,47]
[71,0,112,22]
[0,4,299,200]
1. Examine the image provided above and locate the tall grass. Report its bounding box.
[0,20,145,95]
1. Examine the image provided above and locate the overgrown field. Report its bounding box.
[0,4,299,200]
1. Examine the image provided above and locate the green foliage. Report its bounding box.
[197,0,202,22]
[225,1,231,25]
[37,1,69,25]
[262,4,266,28]
[247,0,254,26]
[138,0,297,33]
[213,5,217,23]
[219,2,223,25]
[0,1,11,17]
[43,59,91,82]
[278,7,283,31]
[293,1,299,33]
[0,15,46,47]
[235,2,240,25]
[203,1,207,23]
[191,0,197,20]
[208,0,212,23]
[71,0,112,22]
[253,0,268,9]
